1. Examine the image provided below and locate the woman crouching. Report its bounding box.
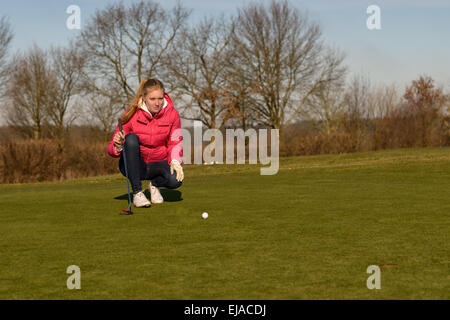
[108,78,184,207]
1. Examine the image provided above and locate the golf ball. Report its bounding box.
[202,212,208,219]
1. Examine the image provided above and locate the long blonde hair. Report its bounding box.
[122,78,165,123]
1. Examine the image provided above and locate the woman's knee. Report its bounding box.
[166,173,183,189]
[124,133,139,149]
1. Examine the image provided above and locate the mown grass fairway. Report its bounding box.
[0,147,449,299]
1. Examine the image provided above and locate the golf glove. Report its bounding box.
[170,160,184,182]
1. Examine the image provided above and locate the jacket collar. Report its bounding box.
[140,98,168,116]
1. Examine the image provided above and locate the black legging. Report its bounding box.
[119,133,182,193]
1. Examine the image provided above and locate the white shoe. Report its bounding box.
[133,191,151,207]
[149,181,164,204]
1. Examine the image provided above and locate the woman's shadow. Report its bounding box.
[114,189,183,202]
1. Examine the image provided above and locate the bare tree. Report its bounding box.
[5,45,53,139]
[222,79,260,130]
[84,94,124,141]
[303,79,346,134]
[230,0,346,131]
[46,43,86,152]
[370,84,402,150]
[0,16,13,97]
[343,75,373,119]
[368,84,400,119]
[165,16,236,129]
[78,1,190,107]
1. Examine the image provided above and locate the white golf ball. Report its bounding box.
[202,212,209,219]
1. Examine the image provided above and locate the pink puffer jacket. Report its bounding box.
[107,93,183,164]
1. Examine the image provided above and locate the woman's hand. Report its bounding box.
[113,131,125,153]
[170,160,184,182]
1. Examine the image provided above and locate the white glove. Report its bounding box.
[170,160,184,182]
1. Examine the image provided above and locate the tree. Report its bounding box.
[0,16,13,97]
[46,43,86,152]
[5,45,53,139]
[78,1,190,108]
[343,75,372,119]
[369,84,402,150]
[84,94,124,141]
[165,16,234,129]
[221,79,260,131]
[302,79,346,135]
[230,0,346,131]
[403,75,449,146]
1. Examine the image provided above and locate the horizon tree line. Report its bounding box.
[0,0,448,154]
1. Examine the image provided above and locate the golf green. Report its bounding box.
[0,147,449,299]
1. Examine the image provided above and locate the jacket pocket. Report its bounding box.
[157,121,170,136]
[137,117,148,125]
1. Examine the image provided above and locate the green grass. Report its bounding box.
[0,147,449,299]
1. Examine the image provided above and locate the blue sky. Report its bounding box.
[1,0,450,88]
